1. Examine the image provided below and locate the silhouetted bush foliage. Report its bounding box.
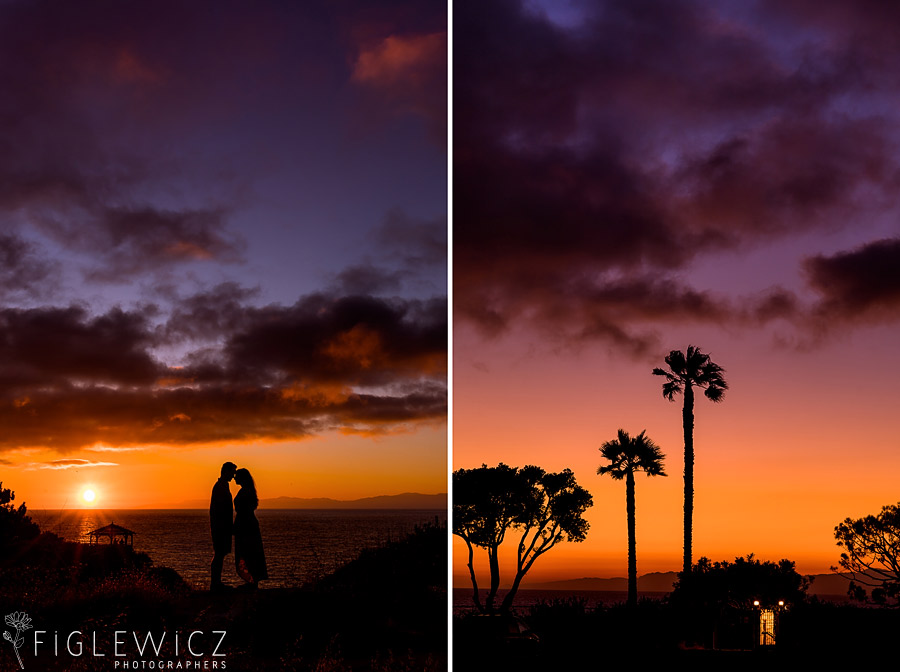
[456,591,900,667]
[665,554,809,648]
[670,554,810,611]
[0,484,187,618]
[834,502,900,605]
[0,482,40,548]
[234,519,447,671]
[320,519,446,597]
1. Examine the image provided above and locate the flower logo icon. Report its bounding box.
[3,611,32,669]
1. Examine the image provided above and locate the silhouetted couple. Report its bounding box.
[210,462,268,591]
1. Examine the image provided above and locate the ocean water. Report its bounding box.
[30,509,446,589]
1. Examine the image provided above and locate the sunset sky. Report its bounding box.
[454,0,900,582]
[0,0,447,509]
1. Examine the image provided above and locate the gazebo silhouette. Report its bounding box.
[88,522,135,546]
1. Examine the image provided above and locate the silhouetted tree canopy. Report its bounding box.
[0,482,40,549]
[453,463,593,614]
[834,503,900,606]
[670,554,809,611]
[453,463,522,613]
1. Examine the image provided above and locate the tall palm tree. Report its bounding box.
[652,345,727,576]
[598,429,666,608]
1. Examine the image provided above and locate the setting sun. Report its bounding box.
[82,488,97,504]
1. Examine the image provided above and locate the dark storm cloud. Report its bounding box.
[375,210,447,269]
[454,0,900,347]
[38,207,246,282]
[768,0,900,57]
[673,117,891,239]
[168,290,447,388]
[458,268,801,356]
[805,238,900,322]
[326,209,447,296]
[351,30,447,144]
[0,287,446,451]
[0,0,378,284]
[0,305,161,388]
[0,0,259,280]
[163,282,261,342]
[330,264,407,295]
[0,0,445,289]
[746,288,800,324]
[222,293,446,385]
[0,0,446,451]
[0,233,57,298]
[0,382,446,451]
[342,0,447,144]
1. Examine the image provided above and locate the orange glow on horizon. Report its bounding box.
[5,424,446,511]
[453,323,900,580]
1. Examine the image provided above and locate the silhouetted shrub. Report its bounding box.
[0,483,40,548]
[834,503,900,605]
[670,554,809,611]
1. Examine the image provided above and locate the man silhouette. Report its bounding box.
[210,461,237,591]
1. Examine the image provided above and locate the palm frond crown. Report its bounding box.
[652,345,728,401]
[598,429,667,480]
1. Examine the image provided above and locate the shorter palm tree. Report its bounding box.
[598,429,666,608]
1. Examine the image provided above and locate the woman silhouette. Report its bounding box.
[233,468,268,588]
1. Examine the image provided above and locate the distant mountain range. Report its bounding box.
[522,571,853,596]
[525,572,678,593]
[170,492,446,510]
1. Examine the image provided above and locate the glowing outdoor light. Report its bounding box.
[778,600,784,607]
[753,600,760,606]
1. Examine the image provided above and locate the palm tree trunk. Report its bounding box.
[683,381,694,575]
[626,468,637,608]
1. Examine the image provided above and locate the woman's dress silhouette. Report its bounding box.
[233,468,268,586]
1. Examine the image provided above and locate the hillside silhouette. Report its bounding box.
[1,487,446,671]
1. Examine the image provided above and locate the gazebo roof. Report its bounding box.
[89,523,135,536]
